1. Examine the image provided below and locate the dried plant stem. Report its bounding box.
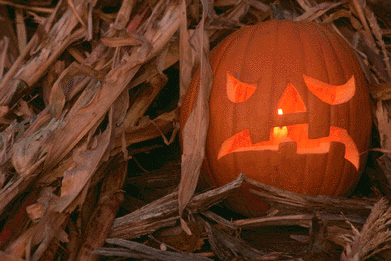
[179,0,214,234]
[75,160,127,261]
[0,0,54,13]
[0,33,38,97]
[0,37,9,80]
[365,8,391,80]
[245,176,375,217]
[351,0,377,51]
[109,174,244,239]
[44,1,181,172]
[123,73,168,128]
[0,0,87,106]
[341,198,391,261]
[67,0,86,29]
[95,238,212,261]
[15,9,27,54]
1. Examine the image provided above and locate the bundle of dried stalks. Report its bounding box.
[341,198,391,261]
[0,0,388,260]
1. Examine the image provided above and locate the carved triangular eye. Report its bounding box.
[226,72,256,103]
[304,74,355,105]
[276,83,307,114]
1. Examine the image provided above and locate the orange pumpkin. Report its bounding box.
[180,20,372,216]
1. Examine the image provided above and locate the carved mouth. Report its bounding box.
[217,124,359,170]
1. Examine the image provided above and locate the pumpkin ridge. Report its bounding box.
[315,25,331,83]
[270,20,282,142]
[324,27,356,137]
[233,24,260,172]
[295,22,310,114]
[316,22,349,83]
[332,161,348,195]
[315,26,341,195]
[289,23,310,196]
[295,22,311,196]
[324,142,347,195]
[211,27,247,76]
[235,23,259,148]
[295,22,310,135]
[318,24,349,91]
[320,26,353,141]
[208,25,260,180]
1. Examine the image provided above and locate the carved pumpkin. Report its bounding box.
[180,20,372,216]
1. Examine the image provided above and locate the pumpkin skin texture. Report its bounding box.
[180,20,372,216]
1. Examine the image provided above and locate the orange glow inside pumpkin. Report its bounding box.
[304,75,355,105]
[226,72,256,103]
[273,109,288,139]
[277,83,307,113]
[219,125,359,169]
[218,74,360,170]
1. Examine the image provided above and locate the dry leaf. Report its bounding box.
[15,9,27,54]
[55,120,111,212]
[203,219,277,260]
[112,0,136,30]
[123,73,168,129]
[101,36,143,47]
[0,252,25,261]
[375,101,391,158]
[350,0,377,53]
[294,2,344,22]
[155,221,205,252]
[49,62,92,117]
[341,198,391,260]
[179,0,213,234]
[111,109,178,156]
[178,0,193,106]
[75,158,126,261]
[25,203,45,223]
[15,100,35,119]
[0,0,87,106]
[94,238,213,261]
[0,36,10,80]
[44,2,181,172]
[11,118,64,175]
[365,6,391,81]
[368,82,391,100]
[109,174,243,239]
[323,9,362,30]
[0,191,37,248]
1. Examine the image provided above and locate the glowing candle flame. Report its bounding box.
[273,109,288,139]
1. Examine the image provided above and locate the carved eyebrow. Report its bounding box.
[303,74,356,105]
[226,72,257,103]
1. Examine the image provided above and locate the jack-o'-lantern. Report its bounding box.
[180,20,372,216]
